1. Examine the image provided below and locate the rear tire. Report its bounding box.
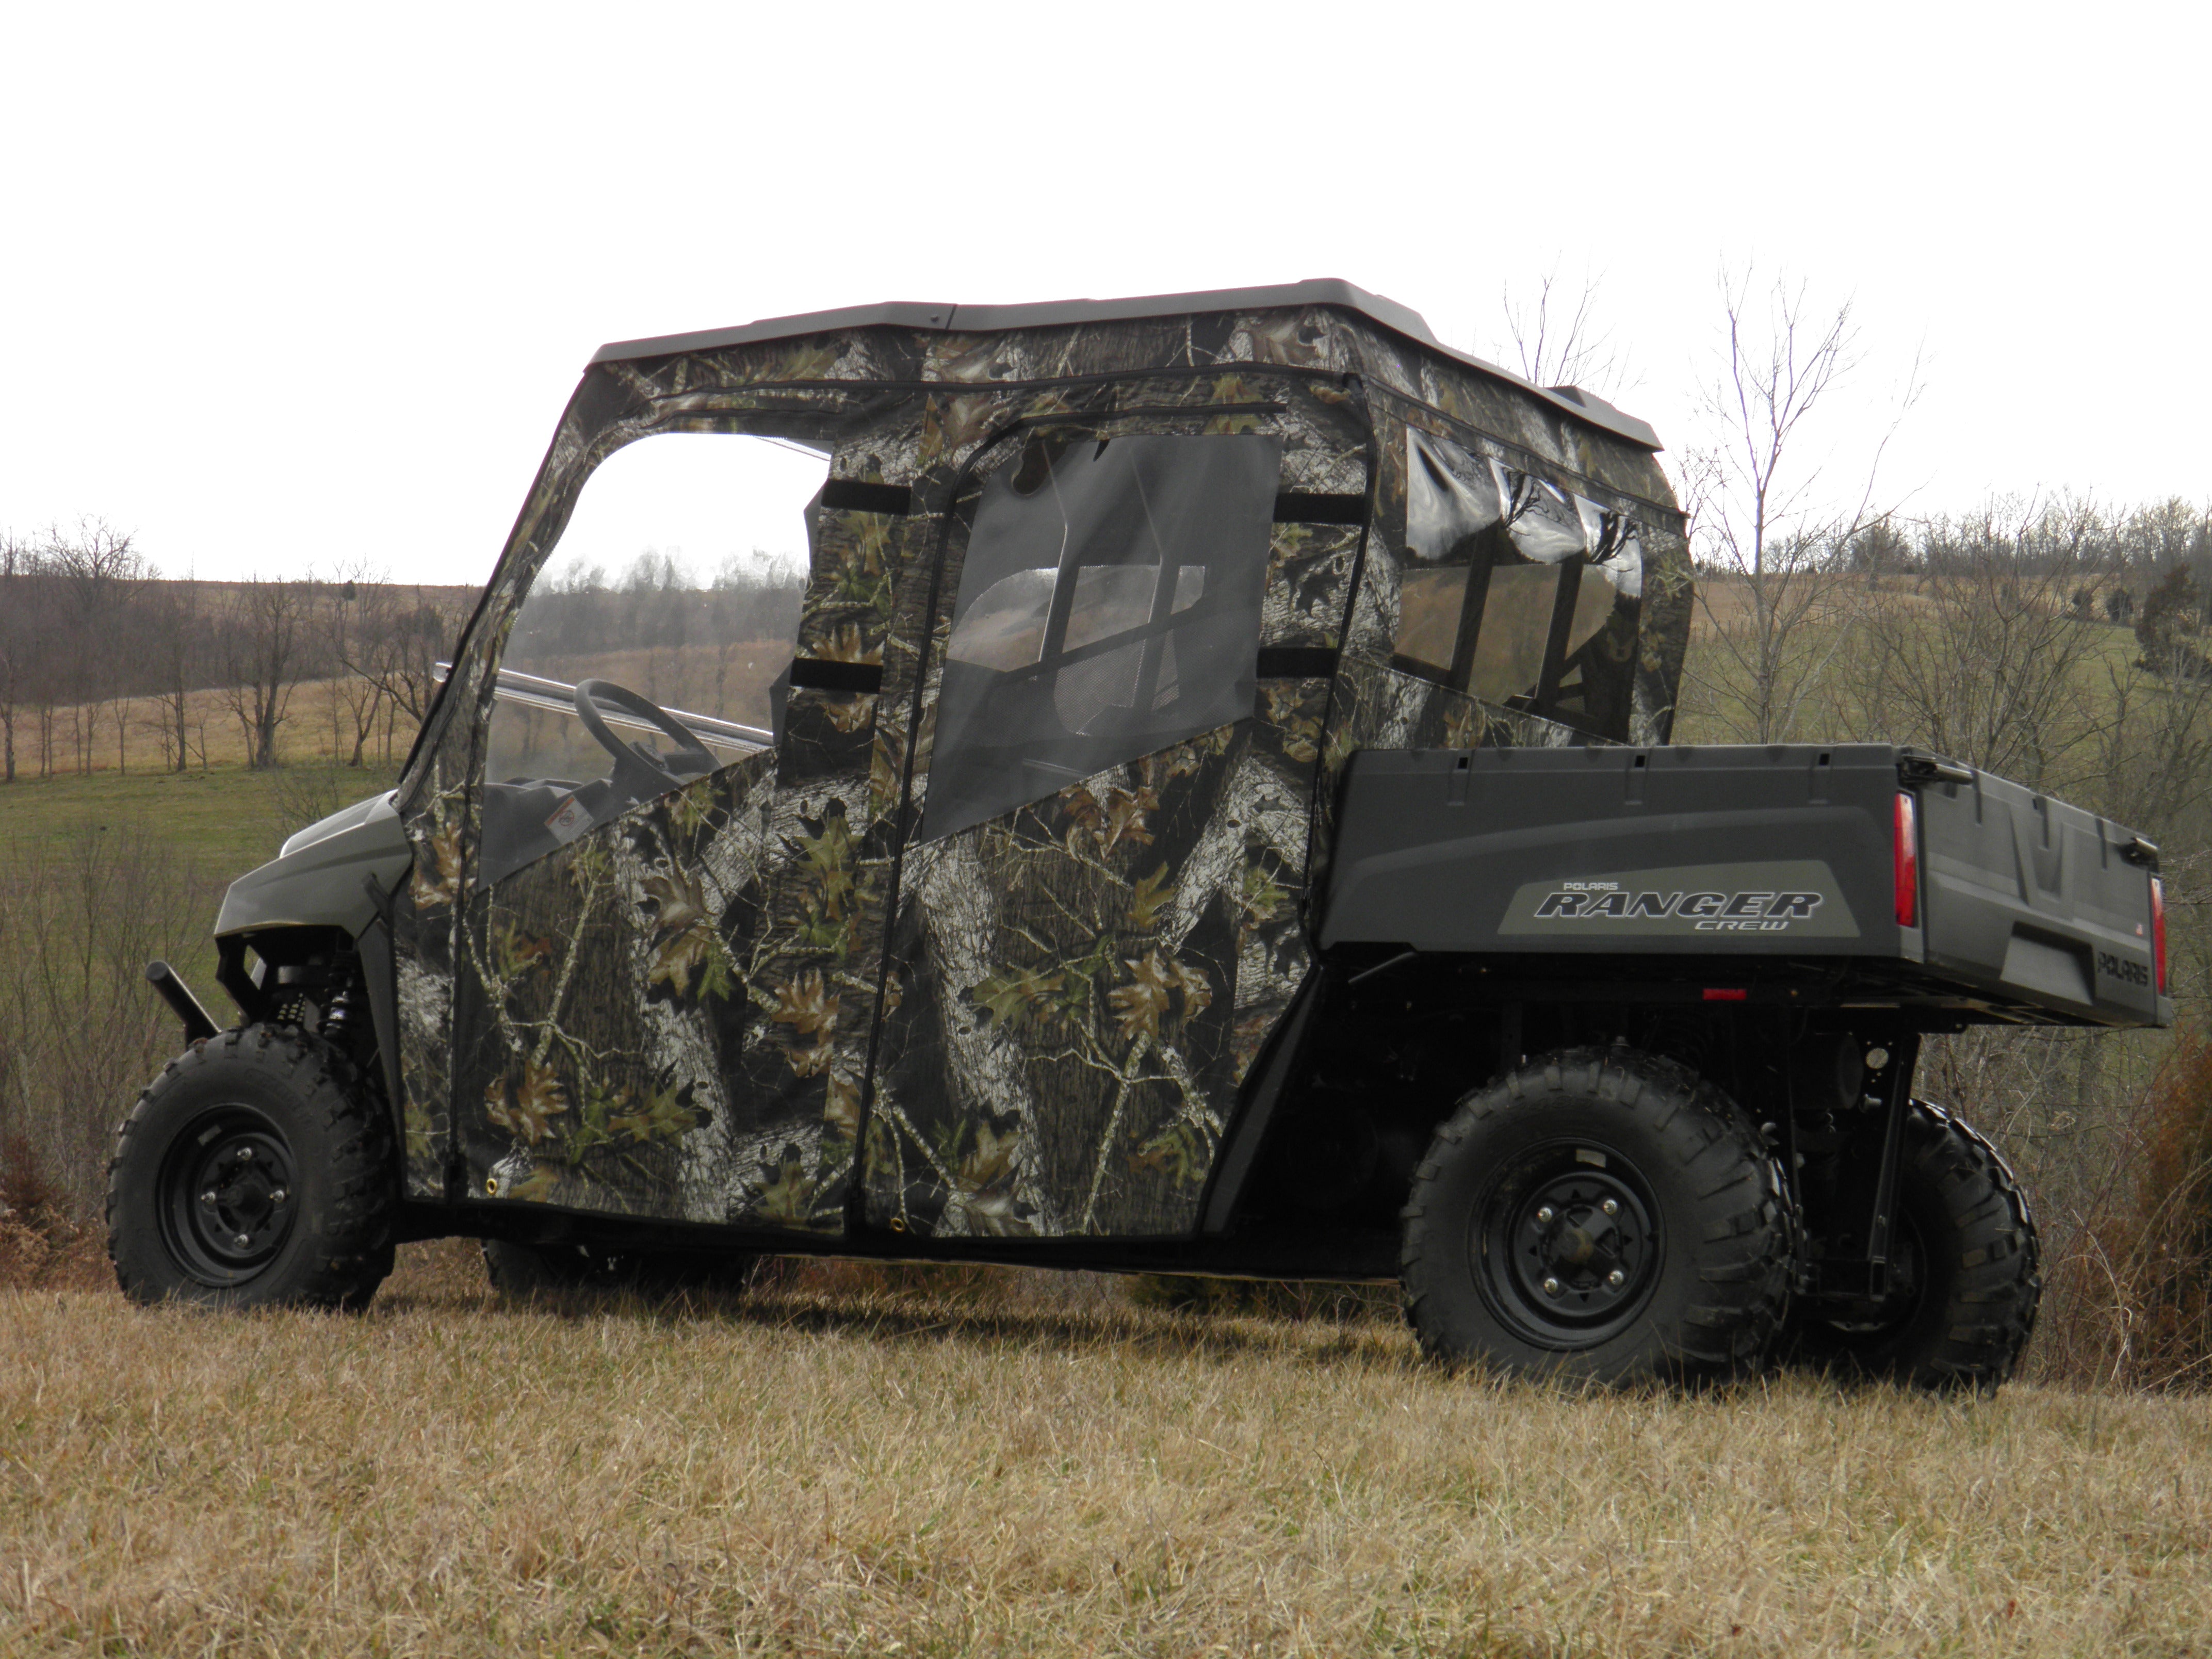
[107,1024,397,1310]
[1787,1100,2040,1391]
[1401,1047,1794,1386]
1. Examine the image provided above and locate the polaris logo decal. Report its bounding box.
[1500,861,1861,940]
[1533,888,1823,931]
[2097,951,2149,987]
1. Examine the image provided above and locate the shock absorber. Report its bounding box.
[320,976,362,1048]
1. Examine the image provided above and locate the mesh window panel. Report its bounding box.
[922,433,1280,841]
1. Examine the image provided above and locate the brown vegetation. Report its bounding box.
[1673,494,2212,1394]
[4,1255,2211,1655]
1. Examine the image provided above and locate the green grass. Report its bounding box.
[0,761,399,879]
[0,764,404,1131]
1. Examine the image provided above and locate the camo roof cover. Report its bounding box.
[589,280,1665,451]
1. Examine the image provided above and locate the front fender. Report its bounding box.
[215,791,413,939]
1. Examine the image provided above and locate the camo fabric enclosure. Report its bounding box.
[387,292,1689,1235]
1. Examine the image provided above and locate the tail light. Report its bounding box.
[1894,791,1920,928]
[2153,876,2168,994]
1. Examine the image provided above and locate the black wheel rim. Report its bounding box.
[1472,1140,1663,1350]
[157,1104,299,1287]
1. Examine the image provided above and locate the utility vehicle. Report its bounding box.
[110,281,2169,1389]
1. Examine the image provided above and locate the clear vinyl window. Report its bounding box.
[1393,426,1642,737]
[921,431,1281,841]
[477,431,822,886]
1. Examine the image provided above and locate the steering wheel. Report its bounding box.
[574,679,715,799]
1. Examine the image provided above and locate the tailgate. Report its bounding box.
[1916,766,2165,1024]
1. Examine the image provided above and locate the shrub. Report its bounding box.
[2119,1029,2212,1387]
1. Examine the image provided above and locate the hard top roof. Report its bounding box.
[589,278,1661,450]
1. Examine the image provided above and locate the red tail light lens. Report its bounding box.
[1894,791,1920,928]
[2153,876,2168,994]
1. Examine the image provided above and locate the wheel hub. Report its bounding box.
[160,1108,298,1282]
[1476,1153,1662,1349]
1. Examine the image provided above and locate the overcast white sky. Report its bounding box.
[4,2,2205,587]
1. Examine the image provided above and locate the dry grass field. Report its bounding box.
[20,630,798,784]
[4,1242,2211,1657]
[18,675,422,779]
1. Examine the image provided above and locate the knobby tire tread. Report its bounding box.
[1400,1046,1795,1385]
[1791,1100,2040,1392]
[107,1023,398,1310]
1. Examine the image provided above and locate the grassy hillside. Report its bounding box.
[3,1253,2209,1656]
[0,759,400,996]
[0,762,400,1214]
[0,758,386,873]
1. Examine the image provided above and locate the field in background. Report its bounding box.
[17,672,425,778]
[4,754,2209,1656]
[4,1250,2210,1656]
[1680,574,2154,735]
[0,615,2202,1385]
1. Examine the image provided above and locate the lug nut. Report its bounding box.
[200,1190,218,1206]
[1542,1276,1562,1296]
[1536,1206,1555,1225]
[270,1189,287,1205]
[1601,1199,1618,1217]
[233,1233,252,1248]
[237,1147,254,1163]
[1607,1269,1627,1288]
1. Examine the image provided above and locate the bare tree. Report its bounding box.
[1484,267,1630,397]
[0,532,37,783]
[141,580,207,773]
[1679,269,1920,743]
[313,571,387,769]
[217,577,313,768]
[355,584,466,759]
[1844,499,2103,789]
[41,519,148,775]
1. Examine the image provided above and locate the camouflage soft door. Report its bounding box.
[449,431,825,1225]
[860,411,1359,1239]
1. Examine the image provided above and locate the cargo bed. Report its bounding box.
[1320,744,2170,1028]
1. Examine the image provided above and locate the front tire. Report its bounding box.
[107,1025,397,1310]
[1786,1100,2040,1391]
[1401,1048,1794,1386]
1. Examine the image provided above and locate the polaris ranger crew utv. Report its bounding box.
[110,281,2170,1390]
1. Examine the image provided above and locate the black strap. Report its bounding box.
[1256,646,1339,679]
[819,479,914,516]
[788,658,884,693]
[1272,491,1366,526]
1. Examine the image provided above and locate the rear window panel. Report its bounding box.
[1391,426,1643,738]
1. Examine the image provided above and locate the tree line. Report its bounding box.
[0,528,803,781]
[0,521,467,779]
